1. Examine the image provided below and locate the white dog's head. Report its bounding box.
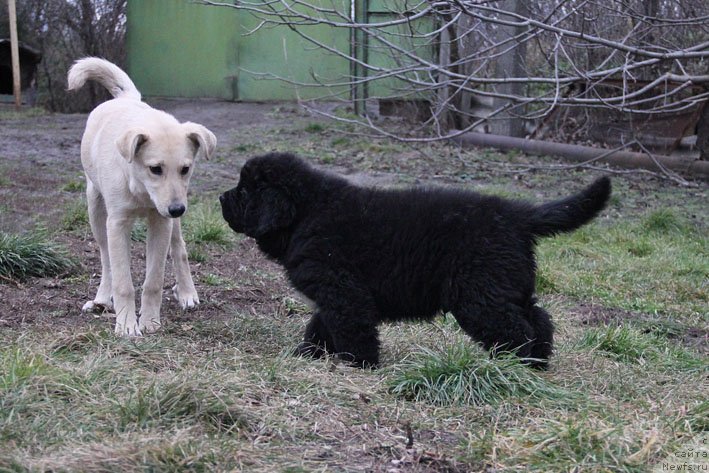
[116,122,216,218]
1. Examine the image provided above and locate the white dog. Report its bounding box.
[68,58,216,336]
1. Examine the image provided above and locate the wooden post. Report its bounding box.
[8,0,22,109]
[697,101,709,161]
[490,0,529,138]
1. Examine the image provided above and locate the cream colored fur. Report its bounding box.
[68,57,216,336]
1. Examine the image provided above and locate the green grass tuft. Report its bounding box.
[188,247,208,263]
[183,200,233,246]
[115,380,251,434]
[50,331,112,356]
[629,317,687,339]
[510,416,644,471]
[131,221,147,242]
[330,136,350,147]
[61,199,89,233]
[578,325,704,370]
[389,342,570,406]
[642,208,688,234]
[0,231,76,281]
[626,239,653,257]
[537,212,707,323]
[535,270,557,294]
[233,143,258,153]
[304,123,325,133]
[62,179,86,193]
[201,273,234,288]
[0,347,52,390]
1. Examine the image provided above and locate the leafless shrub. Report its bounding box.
[202,0,709,152]
[1,0,126,112]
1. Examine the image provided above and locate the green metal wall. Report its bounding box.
[126,0,351,100]
[359,0,436,100]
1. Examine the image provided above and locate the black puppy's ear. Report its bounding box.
[254,188,295,237]
[240,161,255,181]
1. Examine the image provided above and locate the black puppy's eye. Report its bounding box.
[180,166,190,176]
[149,165,163,176]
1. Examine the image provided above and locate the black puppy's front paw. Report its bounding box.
[335,351,379,370]
[527,342,552,370]
[521,356,550,370]
[486,344,550,370]
[294,341,328,359]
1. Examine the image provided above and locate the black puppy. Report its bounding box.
[220,153,611,369]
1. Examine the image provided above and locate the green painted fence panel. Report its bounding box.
[126,0,350,101]
[362,0,437,100]
[234,5,351,101]
[126,0,238,99]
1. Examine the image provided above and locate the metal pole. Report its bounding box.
[351,0,368,116]
[8,0,22,109]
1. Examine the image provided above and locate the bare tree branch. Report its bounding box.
[200,0,709,179]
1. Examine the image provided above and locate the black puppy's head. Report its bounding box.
[220,153,303,239]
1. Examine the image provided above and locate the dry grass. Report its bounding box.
[1,294,706,472]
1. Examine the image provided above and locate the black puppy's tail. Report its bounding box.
[529,177,611,238]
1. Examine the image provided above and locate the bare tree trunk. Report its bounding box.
[697,102,709,161]
[642,0,663,81]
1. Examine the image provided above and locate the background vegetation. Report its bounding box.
[0,0,126,112]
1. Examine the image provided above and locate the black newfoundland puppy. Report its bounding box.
[220,153,611,369]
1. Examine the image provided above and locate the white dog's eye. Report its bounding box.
[180,166,190,176]
[149,165,163,176]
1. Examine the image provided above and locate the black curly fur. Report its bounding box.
[220,153,611,369]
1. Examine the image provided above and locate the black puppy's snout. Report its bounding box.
[168,203,186,218]
[219,194,225,204]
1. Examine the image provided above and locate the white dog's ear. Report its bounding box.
[183,122,216,160]
[116,130,149,163]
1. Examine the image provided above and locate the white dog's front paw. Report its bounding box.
[139,316,162,334]
[115,320,142,337]
[172,284,200,310]
[82,299,113,313]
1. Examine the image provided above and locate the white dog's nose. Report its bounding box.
[168,203,185,218]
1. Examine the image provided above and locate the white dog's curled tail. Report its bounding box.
[67,57,141,101]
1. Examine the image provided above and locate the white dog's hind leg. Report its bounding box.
[82,180,114,313]
[170,218,200,309]
[139,213,172,334]
[107,213,140,336]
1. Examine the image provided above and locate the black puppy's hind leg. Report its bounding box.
[295,311,336,359]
